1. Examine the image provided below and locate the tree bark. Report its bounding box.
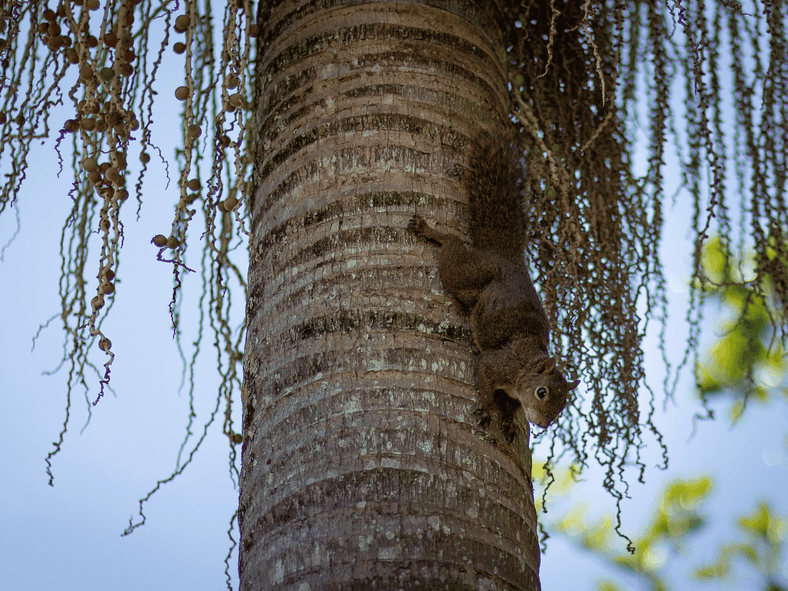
[239,1,541,589]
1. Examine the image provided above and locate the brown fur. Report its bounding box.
[408,136,578,439]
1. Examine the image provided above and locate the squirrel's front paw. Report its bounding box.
[473,406,492,428]
[474,405,517,443]
[500,418,517,443]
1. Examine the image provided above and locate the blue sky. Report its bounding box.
[2,42,788,591]
[2,132,787,591]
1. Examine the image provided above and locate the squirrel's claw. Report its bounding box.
[472,406,491,427]
[407,214,428,236]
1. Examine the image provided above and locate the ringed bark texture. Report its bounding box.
[240,1,541,589]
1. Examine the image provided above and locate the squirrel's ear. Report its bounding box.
[533,358,556,374]
[568,379,580,391]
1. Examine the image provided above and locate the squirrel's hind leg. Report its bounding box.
[437,238,501,306]
[407,214,447,244]
[407,214,501,307]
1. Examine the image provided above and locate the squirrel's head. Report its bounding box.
[510,357,579,428]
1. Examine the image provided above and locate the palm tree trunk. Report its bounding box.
[239,1,541,588]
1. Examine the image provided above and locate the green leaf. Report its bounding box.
[738,503,787,545]
[695,562,727,579]
[702,236,728,283]
[675,477,713,510]
[739,503,773,539]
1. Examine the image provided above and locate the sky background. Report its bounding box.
[2,126,787,591]
[2,13,788,591]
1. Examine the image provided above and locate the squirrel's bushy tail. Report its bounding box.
[465,134,526,264]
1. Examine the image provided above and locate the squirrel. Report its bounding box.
[408,134,579,440]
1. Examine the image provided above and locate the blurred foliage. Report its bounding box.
[534,236,788,590]
[695,503,788,591]
[541,469,788,591]
[695,237,788,421]
[551,476,712,591]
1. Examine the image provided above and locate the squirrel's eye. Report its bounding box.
[535,386,548,400]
